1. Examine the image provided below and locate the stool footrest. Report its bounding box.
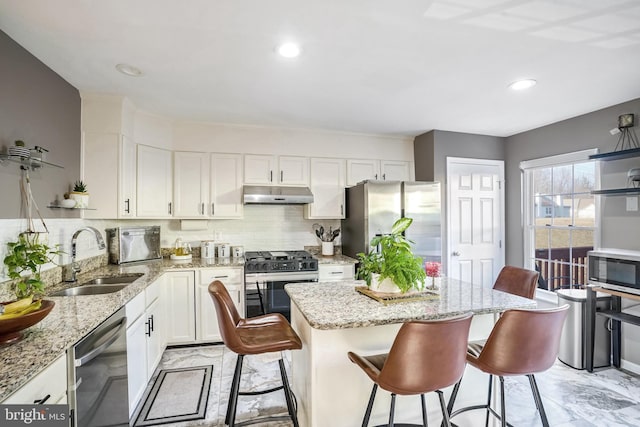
[238,385,284,396]
[449,404,515,427]
[233,414,293,427]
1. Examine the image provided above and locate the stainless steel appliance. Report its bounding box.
[68,307,129,427]
[244,250,318,320]
[588,248,640,296]
[106,226,161,264]
[243,185,314,204]
[341,180,441,262]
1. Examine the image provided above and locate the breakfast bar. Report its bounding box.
[285,278,537,427]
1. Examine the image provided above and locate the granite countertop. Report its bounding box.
[0,256,244,402]
[314,254,357,265]
[285,277,537,330]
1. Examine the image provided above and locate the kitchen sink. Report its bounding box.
[82,273,143,285]
[49,284,128,297]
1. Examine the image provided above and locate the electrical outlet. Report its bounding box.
[626,196,638,212]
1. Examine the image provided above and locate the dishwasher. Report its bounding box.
[68,307,129,427]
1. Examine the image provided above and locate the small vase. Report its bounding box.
[370,273,402,293]
[321,241,334,256]
[68,192,89,209]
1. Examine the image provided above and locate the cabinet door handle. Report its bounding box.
[150,314,154,333]
[374,174,378,180]
[124,199,130,214]
[211,203,215,215]
[201,203,205,215]
[383,173,386,180]
[270,170,273,182]
[34,394,51,405]
[341,204,344,216]
[168,202,172,215]
[145,320,151,337]
[280,170,283,182]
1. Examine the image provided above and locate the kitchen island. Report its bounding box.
[285,278,537,427]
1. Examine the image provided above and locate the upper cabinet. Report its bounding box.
[137,145,173,218]
[173,151,210,217]
[120,136,137,217]
[210,153,243,218]
[244,154,309,186]
[346,159,412,186]
[305,158,345,219]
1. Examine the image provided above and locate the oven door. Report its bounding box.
[245,271,318,321]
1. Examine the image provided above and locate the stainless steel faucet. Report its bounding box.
[66,226,106,283]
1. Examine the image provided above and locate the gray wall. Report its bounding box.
[0,30,81,219]
[505,97,640,266]
[414,130,505,272]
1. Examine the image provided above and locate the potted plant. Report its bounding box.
[356,217,427,293]
[3,232,61,299]
[68,180,89,208]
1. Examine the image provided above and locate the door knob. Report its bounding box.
[452,251,461,256]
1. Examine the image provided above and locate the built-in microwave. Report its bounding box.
[588,249,640,296]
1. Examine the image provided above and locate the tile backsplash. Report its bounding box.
[0,205,341,281]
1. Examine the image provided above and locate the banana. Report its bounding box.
[1,296,34,315]
[0,300,42,320]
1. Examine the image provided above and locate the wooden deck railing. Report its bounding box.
[535,246,592,291]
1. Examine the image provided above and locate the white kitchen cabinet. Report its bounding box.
[83,133,136,218]
[125,278,166,416]
[173,151,210,217]
[210,153,243,218]
[164,271,196,344]
[244,154,309,186]
[318,263,355,282]
[380,160,412,181]
[305,157,345,219]
[137,144,173,217]
[346,159,412,186]
[196,267,244,342]
[1,353,67,404]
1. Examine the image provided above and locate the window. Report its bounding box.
[521,150,599,292]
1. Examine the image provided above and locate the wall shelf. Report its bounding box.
[592,188,640,196]
[589,147,640,162]
[47,205,96,210]
[0,154,63,170]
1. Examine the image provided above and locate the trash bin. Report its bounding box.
[557,289,611,369]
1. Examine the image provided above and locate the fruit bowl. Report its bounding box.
[0,300,55,345]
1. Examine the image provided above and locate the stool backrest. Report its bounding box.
[377,313,473,394]
[208,280,244,353]
[493,266,539,299]
[475,305,569,375]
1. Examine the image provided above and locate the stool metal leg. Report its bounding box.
[485,374,493,427]
[362,384,378,427]
[446,378,461,416]
[421,393,428,427]
[388,393,396,427]
[528,375,549,427]
[499,376,506,427]
[278,358,299,427]
[227,355,244,427]
[437,390,451,427]
[256,282,265,315]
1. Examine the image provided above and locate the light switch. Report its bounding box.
[626,196,638,212]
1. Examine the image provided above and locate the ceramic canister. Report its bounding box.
[201,240,216,259]
[232,245,244,257]
[217,243,230,258]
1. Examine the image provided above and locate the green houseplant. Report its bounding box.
[356,217,426,293]
[3,233,61,299]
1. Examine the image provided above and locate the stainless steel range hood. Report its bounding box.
[243,185,314,204]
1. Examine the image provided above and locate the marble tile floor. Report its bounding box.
[135,344,640,427]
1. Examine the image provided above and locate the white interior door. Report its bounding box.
[447,158,504,287]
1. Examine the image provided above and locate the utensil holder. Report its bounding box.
[321,241,334,256]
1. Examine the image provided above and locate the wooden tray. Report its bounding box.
[355,286,440,305]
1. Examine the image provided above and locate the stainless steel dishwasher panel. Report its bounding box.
[68,307,129,427]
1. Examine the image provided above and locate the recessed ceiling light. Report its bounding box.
[509,79,537,91]
[276,43,302,58]
[115,63,144,77]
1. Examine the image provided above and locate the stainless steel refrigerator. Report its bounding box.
[341,180,441,262]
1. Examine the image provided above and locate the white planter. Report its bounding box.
[321,242,334,256]
[370,273,401,293]
[68,192,89,209]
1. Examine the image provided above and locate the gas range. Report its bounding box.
[244,250,318,273]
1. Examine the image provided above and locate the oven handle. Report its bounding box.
[74,317,127,367]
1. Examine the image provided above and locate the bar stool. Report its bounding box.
[208,280,302,427]
[493,266,539,299]
[348,313,473,427]
[448,305,569,427]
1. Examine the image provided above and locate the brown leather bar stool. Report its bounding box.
[447,305,569,427]
[208,280,302,427]
[348,313,473,427]
[493,265,539,299]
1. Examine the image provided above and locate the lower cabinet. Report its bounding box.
[1,353,67,404]
[126,277,166,417]
[318,263,355,282]
[164,271,196,344]
[195,267,244,343]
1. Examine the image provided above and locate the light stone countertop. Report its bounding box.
[314,254,357,265]
[285,278,537,330]
[0,256,244,402]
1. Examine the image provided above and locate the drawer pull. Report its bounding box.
[331,271,342,274]
[214,275,229,279]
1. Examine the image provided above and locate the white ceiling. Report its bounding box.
[1,0,639,137]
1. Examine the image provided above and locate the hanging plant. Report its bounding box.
[4,233,61,299]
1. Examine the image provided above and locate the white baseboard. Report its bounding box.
[620,359,640,375]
